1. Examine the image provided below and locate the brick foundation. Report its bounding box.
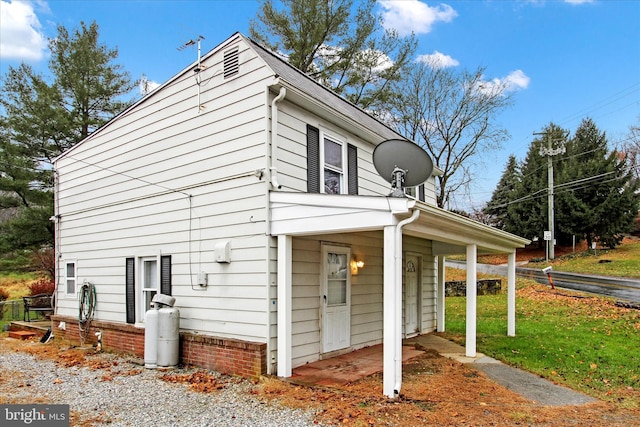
[50,315,267,378]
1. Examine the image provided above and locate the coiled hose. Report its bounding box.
[78,280,96,343]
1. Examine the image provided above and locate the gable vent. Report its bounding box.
[223,47,239,78]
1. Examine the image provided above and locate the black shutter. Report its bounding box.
[347,143,358,195]
[307,125,320,193]
[418,184,425,202]
[160,255,172,296]
[125,258,135,324]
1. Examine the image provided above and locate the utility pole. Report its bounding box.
[534,131,566,260]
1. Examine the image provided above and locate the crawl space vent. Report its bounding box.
[223,47,239,78]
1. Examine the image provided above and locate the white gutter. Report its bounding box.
[269,87,286,189]
[393,208,420,396]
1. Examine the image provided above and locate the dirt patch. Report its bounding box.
[257,348,639,426]
[2,329,639,426]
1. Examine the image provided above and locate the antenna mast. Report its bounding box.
[178,35,206,112]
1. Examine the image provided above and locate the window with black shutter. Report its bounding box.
[307,125,358,195]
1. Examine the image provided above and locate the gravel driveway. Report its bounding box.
[0,349,321,426]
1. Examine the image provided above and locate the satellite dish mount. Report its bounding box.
[373,139,433,198]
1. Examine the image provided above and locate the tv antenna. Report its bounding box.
[373,139,433,198]
[178,35,206,112]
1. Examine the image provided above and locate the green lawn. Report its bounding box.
[525,239,640,279]
[439,280,640,409]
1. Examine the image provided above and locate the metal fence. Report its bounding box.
[0,300,25,323]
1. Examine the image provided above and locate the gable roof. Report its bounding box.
[244,34,404,142]
[56,32,411,164]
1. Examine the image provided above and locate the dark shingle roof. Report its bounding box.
[244,35,403,142]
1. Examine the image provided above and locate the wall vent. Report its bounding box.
[223,47,239,78]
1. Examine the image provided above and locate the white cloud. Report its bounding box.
[379,0,457,36]
[139,75,160,96]
[417,51,459,68]
[564,0,594,4]
[0,0,48,61]
[477,70,531,95]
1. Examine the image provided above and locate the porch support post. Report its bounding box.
[383,225,399,399]
[277,234,292,377]
[465,244,477,358]
[436,256,446,332]
[507,251,516,337]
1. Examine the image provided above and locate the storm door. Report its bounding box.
[321,245,351,353]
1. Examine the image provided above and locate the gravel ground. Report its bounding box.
[0,350,321,426]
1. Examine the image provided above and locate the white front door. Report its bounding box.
[404,254,420,337]
[321,245,351,353]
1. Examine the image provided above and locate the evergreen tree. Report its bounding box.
[508,123,568,244]
[556,118,639,248]
[484,155,520,230]
[0,21,137,253]
[249,0,416,112]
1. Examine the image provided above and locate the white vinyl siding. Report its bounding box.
[54,38,273,341]
[289,232,436,368]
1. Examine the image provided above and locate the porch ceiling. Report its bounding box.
[269,192,529,255]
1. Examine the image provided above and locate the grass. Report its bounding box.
[526,238,640,279]
[0,273,36,328]
[439,279,640,409]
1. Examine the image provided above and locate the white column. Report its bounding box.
[383,225,398,398]
[277,234,292,377]
[465,244,477,358]
[436,256,446,332]
[507,251,516,337]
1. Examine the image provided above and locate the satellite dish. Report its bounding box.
[373,139,433,197]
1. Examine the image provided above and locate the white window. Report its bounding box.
[65,261,77,295]
[140,257,159,318]
[321,132,347,194]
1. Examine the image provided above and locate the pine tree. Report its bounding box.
[484,155,520,230]
[0,21,137,253]
[249,0,416,112]
[556,118,639,248]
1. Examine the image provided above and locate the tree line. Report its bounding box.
[1,0,638,270]
[484,119,639,249]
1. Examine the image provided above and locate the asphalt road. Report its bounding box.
[446,260,640,304]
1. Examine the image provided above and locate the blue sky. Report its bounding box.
[1,0,639,210]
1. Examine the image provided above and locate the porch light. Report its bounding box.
[350,257,365,275]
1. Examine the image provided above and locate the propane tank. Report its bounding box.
[144,304,159,369]
[157,305,180,367]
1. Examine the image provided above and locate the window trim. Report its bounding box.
[320,130,348,195]
[139,256,160,322]
[64,259,77,296]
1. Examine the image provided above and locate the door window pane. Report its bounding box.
[327,252,347,305]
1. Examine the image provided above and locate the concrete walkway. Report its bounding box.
[407,334,597,406]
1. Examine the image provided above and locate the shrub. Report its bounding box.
[0,288,8,301]
[28,278,55,296]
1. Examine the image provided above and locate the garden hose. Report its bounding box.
[78,280,96,343]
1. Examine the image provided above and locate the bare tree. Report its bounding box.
[389,59,514,209]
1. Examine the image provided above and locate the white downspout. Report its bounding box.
[270,87,286,189]
[265,84,286,375]
[393,208,420,395]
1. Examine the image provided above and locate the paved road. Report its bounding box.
[446,260,640,303]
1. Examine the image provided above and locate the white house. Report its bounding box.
[52,32,529,398]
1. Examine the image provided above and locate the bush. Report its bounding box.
[0,288,8,301]
[28,278,55,296]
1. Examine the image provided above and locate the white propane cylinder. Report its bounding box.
[144,307,159,369]
[157,306,180,368]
